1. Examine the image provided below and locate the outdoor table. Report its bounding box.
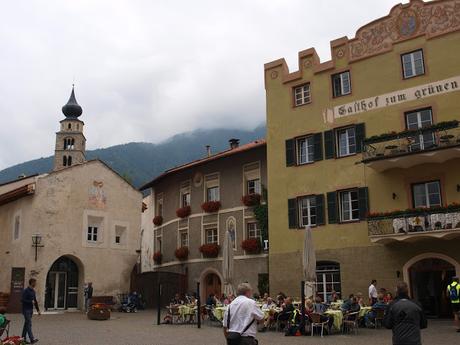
[324,309,343,331]
[213,306,227,321]
[178,305,196,319]
[262,307,281,320]
[359,306,372,318]
[330,302,342,310]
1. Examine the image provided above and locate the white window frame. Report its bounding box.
[179,229,189,247]
[402,49,425,79]
[316,262,341,303]
[205,227,218,244]
[337,127,356,157]
[204,173,220,202]
[155,228,163,253]
[332,71,351,97]
[296,136,314,165]
[247,178,261,195]
[412,181,442,208]
[339,189,359,222]
[87,226,98,242]
[246,222,261,240]
[405,108,434,151]
[294,83,311,106]
[179,181,191,208]
[298,196,317,227]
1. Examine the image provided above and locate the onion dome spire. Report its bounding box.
[62,85,82,118]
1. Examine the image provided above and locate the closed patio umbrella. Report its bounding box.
[222,230,235,297]
[303,226,317,299]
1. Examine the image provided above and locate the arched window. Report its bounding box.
[63,156,67,166]
[316,261,341,302]
[68,123,72,130]
[64,138,75,150]
[67,156,72,166]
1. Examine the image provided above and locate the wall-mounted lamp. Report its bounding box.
[392,193,397,200]
[31,233,44,262]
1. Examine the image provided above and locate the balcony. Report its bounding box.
[362,121,460,172]
[368,204,460,244]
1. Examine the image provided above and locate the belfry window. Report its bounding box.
[64,138,75,150]
[63,156,67,166]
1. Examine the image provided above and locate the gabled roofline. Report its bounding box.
[0,173,39,187]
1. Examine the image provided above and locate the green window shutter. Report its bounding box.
[285,139,296,167]
[358,187,369,220]
[324,130,335,159]
[355,123,366,153]
[315,194,325,226]
[288,198,298,229]
[313,133,323,161]
[327,191,338,224]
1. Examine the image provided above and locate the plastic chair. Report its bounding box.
[310,313,328,337]
[374,308,385,329]
[342,311,359,335]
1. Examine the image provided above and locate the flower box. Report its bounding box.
[241,194,261,207]
[1,336,26,345]
[153,215,163,226]
[174,246,189,261]
[153,251,162,265]
[87,303,111,321]
[199,243,220,258]
[241,238,261,254]
[176,206,191,218]
[201,201,221,213]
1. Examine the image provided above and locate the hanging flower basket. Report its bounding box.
[241,238,261,254]
[199,243,220,258]
[201,201,221,213]
[176,206,191,218]
[87,303,111,321]
[175,246,189,261]
[153,215,163,226]
[241,194,261,207]
[153,251,162,264]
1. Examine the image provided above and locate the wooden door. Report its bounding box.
[205,273,222,299]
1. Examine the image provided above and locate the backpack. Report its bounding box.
[449,282,459,301]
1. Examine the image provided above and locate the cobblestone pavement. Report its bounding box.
[5,311,459,345]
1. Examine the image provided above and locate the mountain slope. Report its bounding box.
[0,126,266,188]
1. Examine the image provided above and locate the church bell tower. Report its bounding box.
[53,86,86,171]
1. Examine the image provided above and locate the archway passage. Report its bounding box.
[45,256,80,310]
[204,273,222,301]
[409,258,455,318]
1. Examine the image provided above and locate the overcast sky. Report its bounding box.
[0,0,406,170]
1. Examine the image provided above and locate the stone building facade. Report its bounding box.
[0,88,142,312]
[140,140,268,301]
[264,0,460,317]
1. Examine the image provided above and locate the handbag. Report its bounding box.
[226,306,255,345]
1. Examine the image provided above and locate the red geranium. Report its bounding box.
[2,336,26,345]
[199,243,220,258]
[174,246,189,260]
[241,194,261,207]
[201,201,221,213]
[153,215,163,226]
[176,206,191,218]
[153,251,162,264]
[241,238,261,254]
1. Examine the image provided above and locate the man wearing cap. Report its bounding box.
[447,276,460,332]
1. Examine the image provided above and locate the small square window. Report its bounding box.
[332,71,351,97]
[294,84,311,106]
[412,181,441,208]
[87,226,98,242]
[337,127,356,157]
[402,50,425,79]
[247,222,261,240]
[207,186,220,202]
[247,179,261,195]
[205,228,218,244]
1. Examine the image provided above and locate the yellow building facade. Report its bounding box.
[264,0,460,317]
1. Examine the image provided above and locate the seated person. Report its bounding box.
[277,297,295,321]
[0,307,7,329]
[262,297,276,310]
[327,290,339,304]
[383,292,393,304]
[311,296,333,330]
[170,293,183,306]
[205,293,217,306]
[364,295,387,328]
[262,292,269,302]
[341,294,355,313]
[305,299,314,316]
[356,292,366,307]
[346,297,361,314]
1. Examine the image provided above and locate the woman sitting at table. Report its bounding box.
[262,297,276,310]
[206,293,217,306]
[364,295,387,328]
[277,297,295,322]
[356,292,367,307]
[342,296,361,314]
[327,290,339,304]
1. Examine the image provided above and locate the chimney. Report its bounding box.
[229,138,240,149]
[206,145,211,157]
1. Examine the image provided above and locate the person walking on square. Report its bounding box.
[223,283,264,345]
[384,281,427,345]
[84,282,93,312]
[21,278,40,344]
[447,276,460,332]
[369,279,378,305]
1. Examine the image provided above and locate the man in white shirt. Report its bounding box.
[223,283,264,345]
[369,279,378,305]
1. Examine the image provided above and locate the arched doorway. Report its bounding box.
[45,256,81,310]
[200,268,222,302]
[408,257,455,318]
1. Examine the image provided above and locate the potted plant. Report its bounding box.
[241,194,261,207]
[176,205,191,218]
[199,243,220,258]
[153,215,163,226]
[241,238,261,254]
[201,201,221,213]
[153,251,162,265]
[174,246,189,261]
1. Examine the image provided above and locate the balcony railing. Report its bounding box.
[362,121,460,165]
[367,205,460,243]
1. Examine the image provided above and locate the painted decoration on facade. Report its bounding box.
[226,217,237,250]
[349,0,460,61]
[89,181,107,208]
[323,75,460,123]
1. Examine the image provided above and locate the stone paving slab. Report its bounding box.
[4,311,459,345]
